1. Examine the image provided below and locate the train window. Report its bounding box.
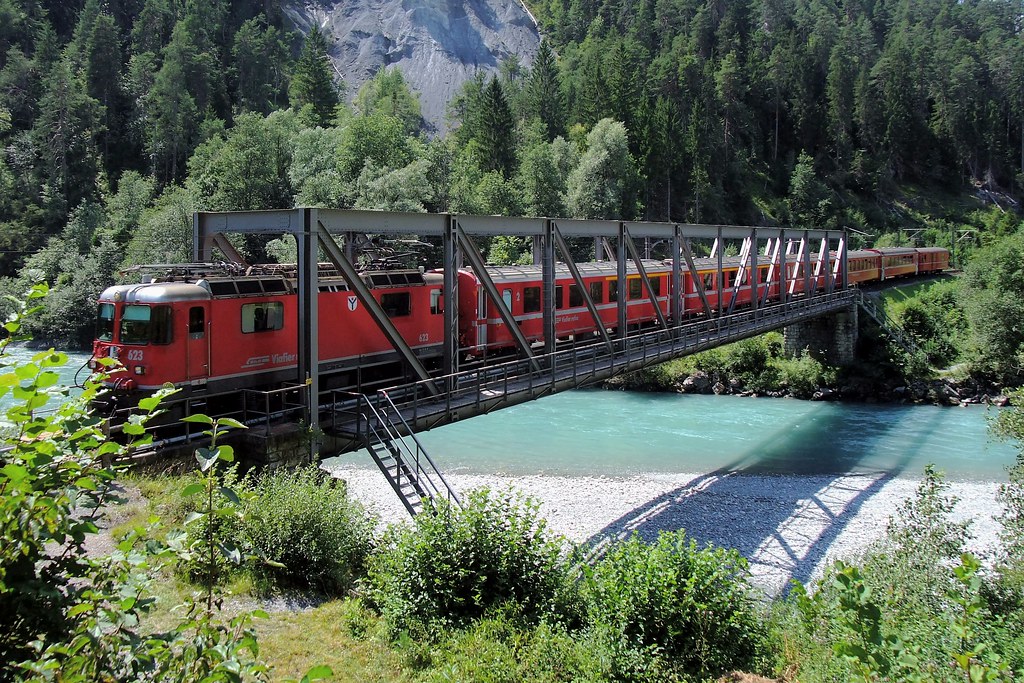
[121,305,172,345]
[524,286,541,313]
[628,278,642,300]
[188,307,205,337]
[242,302,284,333]
[262,279,288,294]
[650,277,661,296]
[568,285,583,307]
[502,289,513,311]
[381,292,411,318]
[237,280,262,295]
[555,285,564,309]
[590,281,603,303]
[151,306,172,344]
[758,266,769,282]
[430,289,442,315]
[96,303,115,341]
[702,273,714,291]
[210,282,236,297]
[608,280,618,302]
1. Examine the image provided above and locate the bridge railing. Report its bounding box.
[374,289,858,425]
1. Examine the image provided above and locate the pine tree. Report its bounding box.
[289,24,340,127]
[478,77,516,178]
[232,16,289,115]
[526,40,564,140]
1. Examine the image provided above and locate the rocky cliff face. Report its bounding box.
[282,0,540,132]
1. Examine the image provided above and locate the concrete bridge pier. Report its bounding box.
[783,304,858,366]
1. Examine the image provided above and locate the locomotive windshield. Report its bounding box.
[120,305,173,345]
[96,303,115,341]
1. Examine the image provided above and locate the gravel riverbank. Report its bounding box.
[324,465,1006,597]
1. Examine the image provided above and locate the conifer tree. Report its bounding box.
[478,77,516,178]
[527,40,564,140]
[289,24,340,127]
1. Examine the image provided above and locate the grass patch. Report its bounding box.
[254,599,407,682]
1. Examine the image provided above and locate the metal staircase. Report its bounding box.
[346,390,461,517]
[856,290,922,357]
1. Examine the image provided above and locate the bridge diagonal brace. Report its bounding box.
[316,222,440,396]
[813,236,828,293]
[761,234,782,308]
[680,237,713,318]
[552,223,614,353]
[726,233,754,316]
[622,226,669,330]
[455,223,541,372]
[211,233,248,266]
[788,235,807,297]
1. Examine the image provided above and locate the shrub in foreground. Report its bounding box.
[243,466,375,594]
[786,467,1022,681]
[583,530,767,681]
[366,487,576,635]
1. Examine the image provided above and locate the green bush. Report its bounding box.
[366,487,577,635]
[583,530,766,680]
[776,349,831,398]
[786,467,1024,681]
[242,466,375,594]
[414,614,604,683]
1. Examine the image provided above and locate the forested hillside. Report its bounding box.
[528,0,1024,224]
[0,0,1020,348]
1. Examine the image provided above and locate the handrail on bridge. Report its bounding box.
[373,289,858,427]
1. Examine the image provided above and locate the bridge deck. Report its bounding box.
[321,289,858,454]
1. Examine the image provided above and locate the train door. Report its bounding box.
[186,304,209,380]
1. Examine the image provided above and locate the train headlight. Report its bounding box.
[134,366,146,375]
[87,359,97,370]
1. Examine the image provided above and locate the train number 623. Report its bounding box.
[126,349,144,362]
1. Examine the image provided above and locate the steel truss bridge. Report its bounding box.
[180,209,852,515]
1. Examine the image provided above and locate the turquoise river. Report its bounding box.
[13,347,1018,483]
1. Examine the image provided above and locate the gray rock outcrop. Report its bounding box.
[283,0,541,132]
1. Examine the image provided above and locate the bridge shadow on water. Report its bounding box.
[583,401,948,595]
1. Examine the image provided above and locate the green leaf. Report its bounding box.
[181,414,214,425]
[217,445,235,463]
[300,665,334,682]
[218,486,240,505]
[219,542,242,564]
[195,447,218,472]
[182,483,205,497]
[14,363,37,380]
[75,477,97,491]
[122,422,146,436]
[35,371,59,389]
[183,511,204,526]
[217,417,247,431]
[1,463,29,482]
[137,395,163,412]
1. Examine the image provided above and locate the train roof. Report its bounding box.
[480,260,671,284]
[100,282,211,303]
[112,262,442,300]
[866,247,918,256]
[915,246,948,254]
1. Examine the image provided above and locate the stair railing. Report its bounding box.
[856,290,923,357]
[374,389,461,510]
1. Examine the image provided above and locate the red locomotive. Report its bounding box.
[90,246,950,406]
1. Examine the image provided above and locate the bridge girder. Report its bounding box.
[192,209,849,459]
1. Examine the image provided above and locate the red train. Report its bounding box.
[89,246,949,405]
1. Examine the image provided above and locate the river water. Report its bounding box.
[334,389,1018,483]
[8,347,1016,483]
